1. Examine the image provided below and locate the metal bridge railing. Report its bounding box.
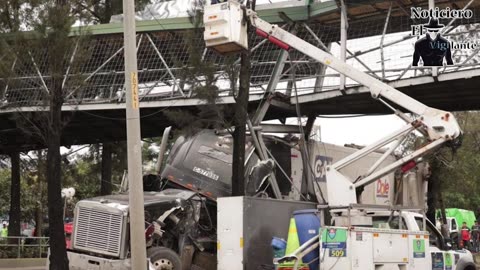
[0,2,479,110]
[0,237,49,259]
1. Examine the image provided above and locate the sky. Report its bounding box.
[313,115,405,146]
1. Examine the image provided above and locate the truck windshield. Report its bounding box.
[372,216,407,230]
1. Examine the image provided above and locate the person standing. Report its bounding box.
[472,221,480,252]
[1,222,7,238]
[461,222,471,250]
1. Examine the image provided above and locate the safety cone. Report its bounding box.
[285,218,301,254]
[277,218,309,270]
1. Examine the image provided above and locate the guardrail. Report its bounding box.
[0,237,49,259]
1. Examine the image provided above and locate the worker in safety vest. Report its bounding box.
[1,222,7,238]
[460,222,471,250]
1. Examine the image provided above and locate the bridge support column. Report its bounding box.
[340,0,348,92]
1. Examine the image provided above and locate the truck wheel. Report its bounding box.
[148,247,182,270]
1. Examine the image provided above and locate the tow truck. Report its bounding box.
[204,1,475,269]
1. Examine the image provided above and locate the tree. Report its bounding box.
[73,0,151,24]
[79,142,128,195]
[164,9,228,136]
[231,0,256,196]
[0,0,90,267]
[73,0,152,196]
[0,0,43,243]
[42,1,75,268]
[163,5,253,196]
[231,49,249,196]
[0,151,48,241]
[420,111,480,226]
[7,152,20,243]
[434,112,480,210]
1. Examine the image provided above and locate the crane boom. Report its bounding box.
[203,2,462,207]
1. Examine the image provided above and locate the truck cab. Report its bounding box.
[367,211,475,270]
[61,189,217,270]
[280,208,477,270]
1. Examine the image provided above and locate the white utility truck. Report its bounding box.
[205,1,475,270]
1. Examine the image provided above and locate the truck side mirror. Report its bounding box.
[444,239,452,250]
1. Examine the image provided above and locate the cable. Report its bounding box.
[316,114,386,118]
[289,51,327,204]
[192,193,214,232]
[77,99,180,121]
[146,5,168,32]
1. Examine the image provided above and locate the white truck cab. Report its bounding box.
[353,211,475,270]
[276,208,476,270]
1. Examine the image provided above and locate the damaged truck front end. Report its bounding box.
[66,189,216,270]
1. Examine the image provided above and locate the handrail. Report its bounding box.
[0,236,50,259]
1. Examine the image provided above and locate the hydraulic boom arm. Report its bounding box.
[204,2,462,207]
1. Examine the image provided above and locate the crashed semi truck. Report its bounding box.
[63,128,428,270]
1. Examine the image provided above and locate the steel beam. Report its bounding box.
[146,33,184,97]
[1,58,17,100]
[303,23,329,52]
[338,42,382,80]
[380,3,392,80]
[454,46,480,71]
[339,0,348,91]
[28,51,49,94]
[348,34,412,60]
[441,0,474,34]
[139,72,170,101]
[214,24,290,84]
[253,124,300,133]
[65,38,130,100]
[314,56,329,92]
[62,40,79,90]
[303,24,332,93]
[246,118,282,199]
[252,26,296,125]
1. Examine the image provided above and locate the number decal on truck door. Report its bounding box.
[329,249,346,257]
[322,228,347,257]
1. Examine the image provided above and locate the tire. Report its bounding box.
[147,247,182,270]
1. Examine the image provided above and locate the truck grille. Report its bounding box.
[73,206,124,257]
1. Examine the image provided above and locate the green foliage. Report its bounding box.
[429,112,480,212]
[0,0,43,33]
[78,142,128,192]
[0,155,44,222]
[72,0,151,24]
[164,9,234,137]
[0,168,11,216]
[142,138,161,172]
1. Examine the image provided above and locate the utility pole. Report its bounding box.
[122,0,147,268]
[429,0,438,77]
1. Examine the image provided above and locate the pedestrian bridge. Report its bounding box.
[1,0,480,153]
